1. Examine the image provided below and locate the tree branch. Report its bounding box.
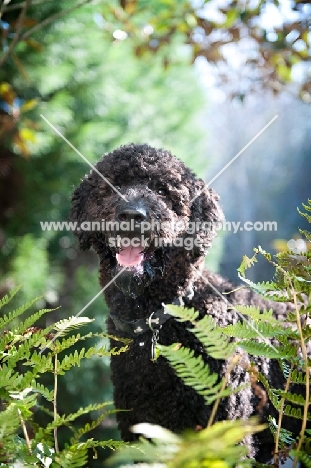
[0,0,31,69]
[3,0,53,13]
[20,0,93,41]
[0,0,93,68]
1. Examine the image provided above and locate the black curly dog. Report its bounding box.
[71,143,306,462]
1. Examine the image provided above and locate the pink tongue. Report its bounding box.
[116,246,144,267]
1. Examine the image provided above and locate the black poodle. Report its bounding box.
[70,143,304,462]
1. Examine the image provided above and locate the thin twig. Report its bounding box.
[20,0,93,41]
[18,408,32,454]
[273,362,294,467]
[291,283,310,468]
[54,353,59,454]
[0,0,31,68]
[3,0,52,12]
[207,354,242,428]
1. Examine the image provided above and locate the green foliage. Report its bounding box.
[0,290,129,466]
[234,200,311,466]
[108,201,311,467]
[108,419,265,468]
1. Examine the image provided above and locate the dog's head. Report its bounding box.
[70,143,223,297]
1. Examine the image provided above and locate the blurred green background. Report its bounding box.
[0,0,310,465]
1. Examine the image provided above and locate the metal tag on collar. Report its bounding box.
[148,312,160,362]
[151,329,159,362]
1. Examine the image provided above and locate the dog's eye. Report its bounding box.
[157,188,166,195]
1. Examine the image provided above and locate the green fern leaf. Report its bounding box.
[31,381,54,402]
[257,373,281,411]
[237,274,290,301]
[237,253,258,277]
[238,340,299,361]
[273,390,306,406]
[290,450,311,467]
[232,305,279,324]
[283,404,311,420]
[190,315,236,359]
[0,295,44,330]
[70,409,120,443]
[290,369,307,384]
[223,320,298,340]
[52,316,94,336]
[52,331,94,353]
[158,344,242,405]
[268,416,294,448]
[163,304,235,360]
[163,304,200,322]
[55,444,88,468]
[0,286,22,310]
[0,365,24,392]
[35,402,113,439]
[299,229,311,242]
[12,307,57,336]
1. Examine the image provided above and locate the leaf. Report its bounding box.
[159,343,222,404]
[0,286,22,310]
[237,254,258,277]
[52,316,94,336]
[20,99,39,113]
[163,304,235,360]
[0,295,43,330]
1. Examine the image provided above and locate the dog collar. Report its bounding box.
[110,284,194,339]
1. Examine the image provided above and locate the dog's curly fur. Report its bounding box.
[71,143,305,462]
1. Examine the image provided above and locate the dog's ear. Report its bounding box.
[189,178,223,258]
[70,178,93,250]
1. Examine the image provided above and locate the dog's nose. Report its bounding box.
[117,208,146,223]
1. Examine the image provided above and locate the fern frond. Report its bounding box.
[70,409,120,444]
[223,320,298,340]
[257,373,281,411]
[12,307,57,336]
[268,416,294,449]
[232,305,279,325]
[237,274,290,301]
[273,390,306,406]
[163,304,199,322]
[54,444,88,468]
[283,404,311,420]
[300,434,311,454]
[299,229,311,242]
[52,316,94,336]
[238,340,299,361]
[191,316,236,360]
[26,351,54,373]
[159,343,220,401]
[290,450,311,467]
[290,369,307,384]
[52,331,94,353]
[0,365,24,393]
[163,304,235,360]
[0,402,22,438]
[96,344,129,356]
[0,286,22,310]
[237,253,258,277]
[0,295,43,330]
[158,344,245,405]
[35,402,113,438]
[2,328,54,368]
[30,382,54,402]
